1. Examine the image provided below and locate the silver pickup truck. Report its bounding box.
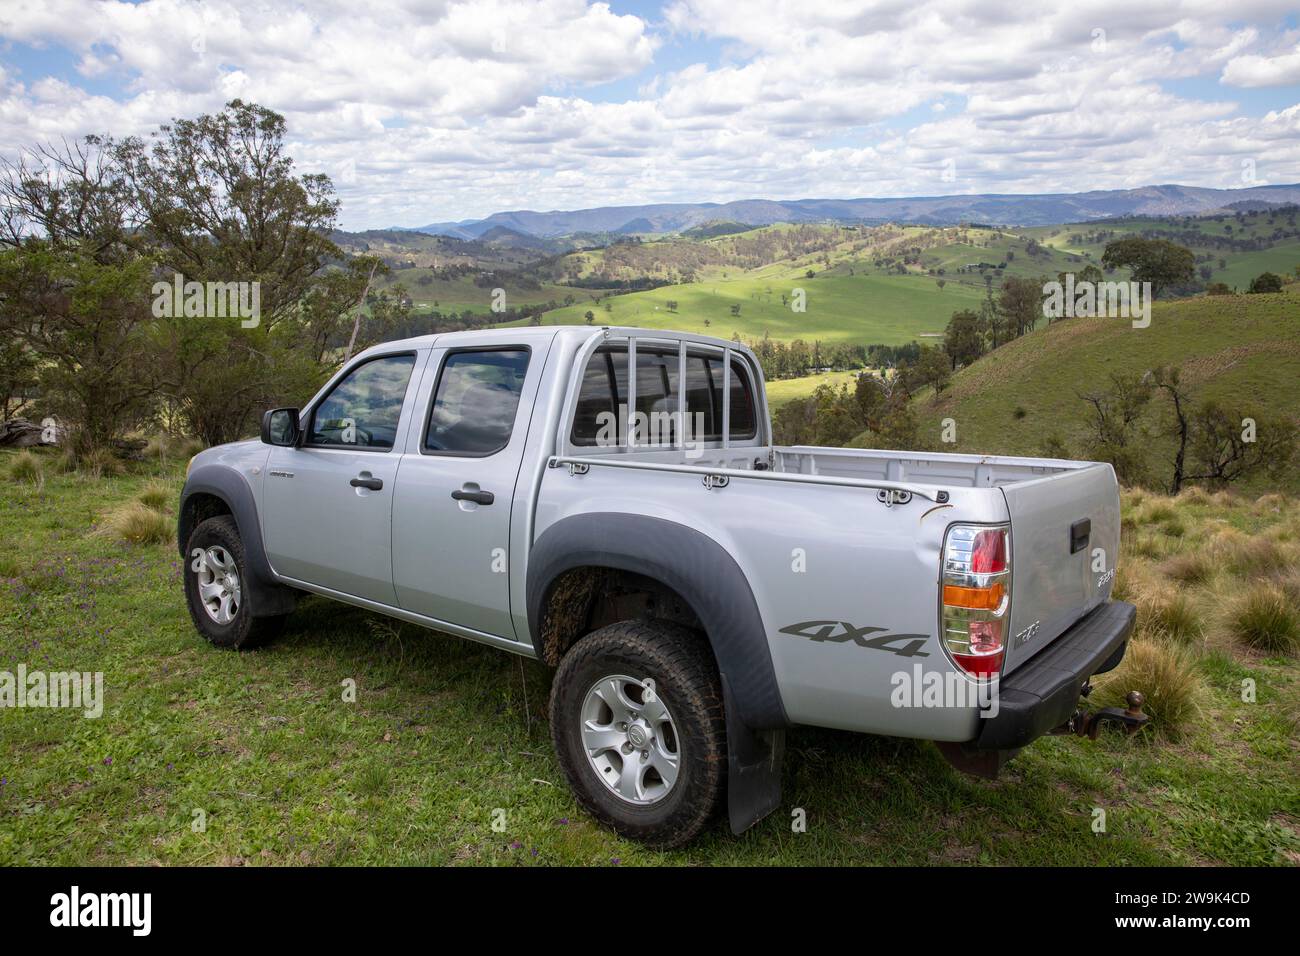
[178,325,1137,846]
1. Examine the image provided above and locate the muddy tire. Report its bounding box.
[549,620,726,847]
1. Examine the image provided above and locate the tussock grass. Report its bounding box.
[9,450,43,485]
[1161,551,1214,586]
[81,447,125,479]
[1253,493,1287,514]
[1219,536,1291,578]
[1177,485,1214,506]
[99,500,172,545]
[1135,499,1178,525]
[175,437,206,459]
[1142,592,1204,644]
[137,480,176,512]
[1223,583,1300,656]
[1093,637,1205,741]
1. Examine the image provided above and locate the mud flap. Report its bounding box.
[935,741,1021,779]
[721,673,785,834]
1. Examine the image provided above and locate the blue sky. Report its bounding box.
[2,0,1299,229]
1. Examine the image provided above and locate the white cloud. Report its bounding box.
[1222,43,1300,87]
[0,0,1298,228]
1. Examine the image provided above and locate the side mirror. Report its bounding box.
[261,407,301,447]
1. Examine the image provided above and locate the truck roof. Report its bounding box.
[358,325,752,357]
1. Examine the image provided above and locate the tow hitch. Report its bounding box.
[1051,686,1150,740]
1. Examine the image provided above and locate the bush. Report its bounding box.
[1247,272,1283,294]
[1225,583,1300,656]
[1092,638,1204,741]
[100,501,171,545]
[8,450,43,484]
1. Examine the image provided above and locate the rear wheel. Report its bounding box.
[549,620,726,847]
[184,515,284,650]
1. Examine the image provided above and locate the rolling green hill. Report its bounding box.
[896,289,1300,492]
[509,271,985,345]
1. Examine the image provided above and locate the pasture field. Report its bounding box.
[0,450,1295,866]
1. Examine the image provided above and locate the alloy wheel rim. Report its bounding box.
[195,545,241,625]
[580,674,680,805]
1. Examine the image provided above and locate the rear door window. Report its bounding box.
[424,349,530,455]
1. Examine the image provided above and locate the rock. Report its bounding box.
[0,419,45,447]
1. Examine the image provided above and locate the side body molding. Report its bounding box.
[179,464,296,618]
[527,513,789,833]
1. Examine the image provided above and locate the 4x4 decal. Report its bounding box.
[779,621,929,658]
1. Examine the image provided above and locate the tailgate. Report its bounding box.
[1000,463,1120,675]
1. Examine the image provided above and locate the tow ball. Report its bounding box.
[1052,685,1150,740]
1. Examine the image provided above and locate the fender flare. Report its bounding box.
[179,464,296,617]
[526,512,788,731]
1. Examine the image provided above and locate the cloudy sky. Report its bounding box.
[2,0,1299,229]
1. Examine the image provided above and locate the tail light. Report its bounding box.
[941,525,1010,679]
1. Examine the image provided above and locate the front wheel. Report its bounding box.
[549,620,726,847]
[183,515,284,650]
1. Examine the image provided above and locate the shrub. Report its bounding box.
[100,501,171,545]
[1224,583,1300,656]
[1092,638,1204,741]
[1247,272,1283,294]
[8,450,43,484]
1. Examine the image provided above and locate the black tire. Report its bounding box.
[183,515,284,650]
[549,620,726,847]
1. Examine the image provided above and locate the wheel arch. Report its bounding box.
[180,464,295,617]
[526,512,788,731]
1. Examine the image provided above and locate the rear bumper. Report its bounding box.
[974,600,1136,751]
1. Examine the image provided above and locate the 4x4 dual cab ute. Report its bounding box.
[179,326,1137,845]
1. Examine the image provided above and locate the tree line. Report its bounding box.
[0,101,409,453]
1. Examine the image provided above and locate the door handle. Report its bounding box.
[350,474,384,491]
[451,486,495,506]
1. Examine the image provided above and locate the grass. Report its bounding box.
[98,500,173,545]
[764,370,862,409]
[8,450,42,485]
[514,272,985,346]
[1092,638,1205,742]
[1226,584,1300,656]
[0,449,1296,865]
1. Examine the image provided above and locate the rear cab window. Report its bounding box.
[570,341,759,449]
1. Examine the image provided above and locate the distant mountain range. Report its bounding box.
[402,183,1300,239]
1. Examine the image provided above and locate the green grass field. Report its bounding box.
[764,370,863,408]
[374,269,584,315]
[904,289,1300,494]
[1,451,1295,865]
[510,272,983,346]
